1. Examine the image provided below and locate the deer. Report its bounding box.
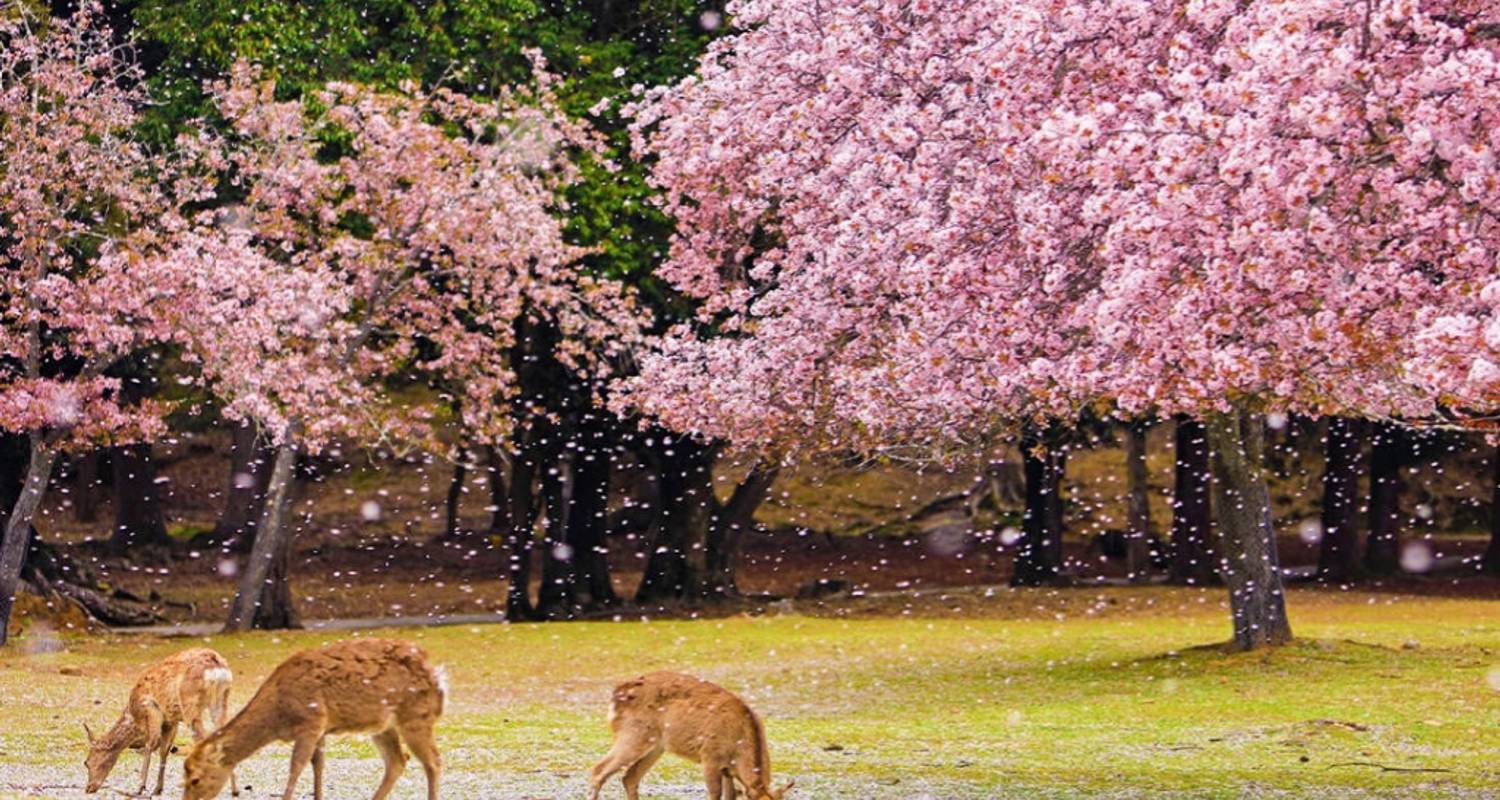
[589,671,795,800]
[84,647,236,796]
[182,637,446,800]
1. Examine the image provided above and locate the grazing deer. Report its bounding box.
[589,671,794,800]
[182,637,446,800]
[84,647,235,796]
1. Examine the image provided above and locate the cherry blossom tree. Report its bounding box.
[202,61,648,631]
[623,0,1498,650]
[0,6,233,645]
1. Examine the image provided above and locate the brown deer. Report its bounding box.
[84,647,235,796]
[589,671,794,800]
[182,637,446,800]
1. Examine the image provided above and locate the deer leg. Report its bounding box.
[720,767,738,800]
[281,733,319,800]
[397,719,442,800]
[621,746,663,800]
[135,708,163,792]
[136,718,163,795]
[311,738,326,800]
[369,728,407,800]
[589,734,651,800]
[153,723,178,795]
[137,745,153,796]
[704,762,728,800]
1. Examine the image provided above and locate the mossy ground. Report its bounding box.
[2,587,1498,799]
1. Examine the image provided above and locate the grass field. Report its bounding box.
[2,586,1499,799]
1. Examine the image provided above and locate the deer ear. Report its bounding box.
[83,723,95,744]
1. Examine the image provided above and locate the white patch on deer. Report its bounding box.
[203,668,233,685]
[607,699,620,724]
[432,664,450,701]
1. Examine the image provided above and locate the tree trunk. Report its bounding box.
[484,445,510,538]
[223,424,302,633]
[0,437,57,647]
[0,436,159,636]
[503,436,540,621]
[1484,446,1500,576]
[1124,422,1153,583]
[1169,418,1216,585]
[1204,408,1293,651]
[636,440,719,603]
[73,449,103,524]
[537,446,578,620]
[443,445,470,540]
[1316,417,1366,582]
[108,443,172,553]
[1012,431,1066,587]
[705,462,780,599]
[571,444,616,610]
[206,421,274,552]
[251,516,300,630]
[1363,422,1404,576]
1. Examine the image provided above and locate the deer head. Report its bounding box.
[82,722,126,794]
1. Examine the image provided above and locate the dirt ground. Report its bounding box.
[13,524,1495,632]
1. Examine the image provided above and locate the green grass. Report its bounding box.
[2,588,1499,798]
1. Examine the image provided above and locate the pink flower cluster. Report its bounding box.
[2,10,647,457]
[0,6,214,449]
[623,0,1500,453]
[198,62,649,451]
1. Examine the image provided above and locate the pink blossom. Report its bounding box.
[620,0,1500,453]
[199,66,650,452]
[0,6,221,449]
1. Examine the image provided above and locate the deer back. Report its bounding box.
[130,648,231,727]
[240,638,444,737]
[611,672,767,768]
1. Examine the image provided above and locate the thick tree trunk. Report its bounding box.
[484,446,510,538]
[571,445,616,610]
[206,421,274,552]
[1484,446,1500,576]
[1169,418,1216,585]
[251,518,300,630]
[637,441,719,603]
[1124,423,1153,583]
[1364,422,1404,576]
[108,444,172,553]
[705,462,780,599]
[1204,409,1293,651]
[0,437,57,647]
[1012,431,1066,587]
[504,437,540,621]
[532,427,617,619]
[223,425,302,633]
[1316,417,1366,582]
[443,445,470,540]
[73,449,103,524]
[537,447,578,620]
